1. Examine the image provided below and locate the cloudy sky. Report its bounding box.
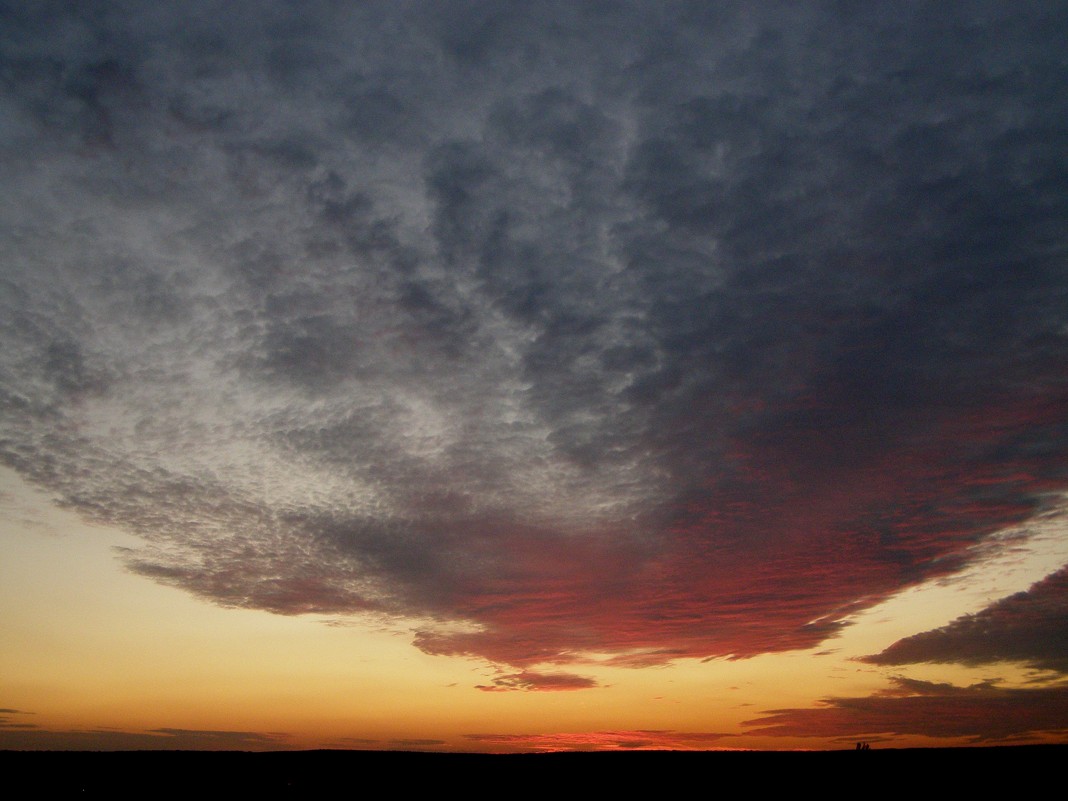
[2,1,1067,751]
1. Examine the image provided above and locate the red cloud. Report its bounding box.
[413,391,1068,676]
[475,670,600,692]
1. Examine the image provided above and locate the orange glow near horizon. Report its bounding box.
[3,2,1068,755]
[4,467,1067,752]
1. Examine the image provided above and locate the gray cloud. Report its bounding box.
[2,2,1067,682]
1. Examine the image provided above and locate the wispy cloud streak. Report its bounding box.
[464,729,734,752]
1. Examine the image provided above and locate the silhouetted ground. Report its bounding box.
[3,745,1065,793]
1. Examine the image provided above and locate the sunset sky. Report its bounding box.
[2,1,1068,751]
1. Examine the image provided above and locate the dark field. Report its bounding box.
[4,745,1065,793]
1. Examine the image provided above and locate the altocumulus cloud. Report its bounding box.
[2,2,1068,687]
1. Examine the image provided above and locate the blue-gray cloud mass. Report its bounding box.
[2,1,1067,686]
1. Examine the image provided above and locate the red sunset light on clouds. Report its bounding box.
[2,2,1067,752]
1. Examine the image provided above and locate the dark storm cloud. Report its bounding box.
[745,677,1068,742]
[2,2,1067,684]
[865,566,1068,674]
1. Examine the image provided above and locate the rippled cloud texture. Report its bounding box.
[2,2,1067,692]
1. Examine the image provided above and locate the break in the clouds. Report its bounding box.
[2,2,1067,683]
[866,566,1068,675]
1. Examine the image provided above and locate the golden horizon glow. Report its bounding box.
[4,467,1067,752]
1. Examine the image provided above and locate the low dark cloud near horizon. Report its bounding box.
[0,707,289,749]
[2,2,1067,689]
[746,677,1068,742]
[464,729,733,751]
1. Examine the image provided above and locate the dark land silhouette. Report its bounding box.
[3,745,1065,793]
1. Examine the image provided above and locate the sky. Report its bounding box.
[1,1,1067,751]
